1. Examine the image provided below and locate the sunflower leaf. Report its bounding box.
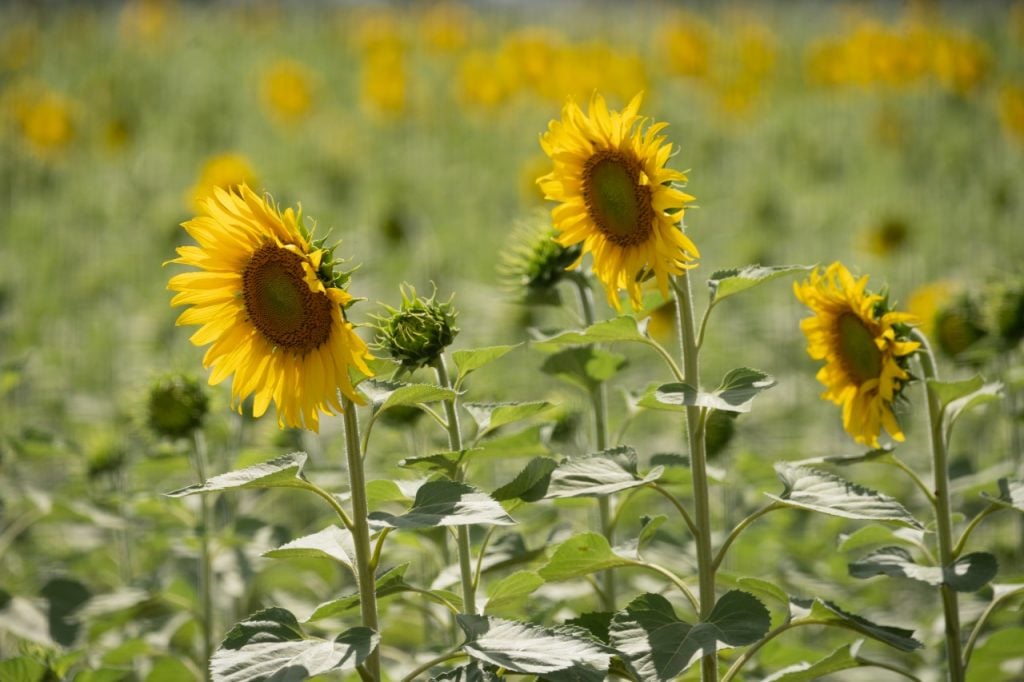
[484,571,544,616]
[761,641,868,681]
[452,345,520,379]
[305,565,413,621]
[464,401,553,436]
[359,379,456,411]
[531,316,649,351]
[165,452,313,497]
[767,464,923,528]
[609,593,710,680]
[545,446,662,499]
[849,546,997,592]
[540,346,628,390]
[982,478,1024,512]
[641,368,775,414]
[491,457,557,502]
[789,599,922,651]
[707,265,814,305]
[262,525,354,569]
[537,532,634,582]
[368,480,515,529]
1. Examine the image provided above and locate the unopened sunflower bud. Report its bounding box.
[934,293,987,362]
[375,286,459,369]
[983,278,1024,350]
[498,219,582,302]
[147,373,209,439]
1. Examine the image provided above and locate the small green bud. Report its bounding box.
[375,285,459,369]
[147,373,209,439]
[934,293,987,363]
[983,277,1024,350]
[498,218,582,304]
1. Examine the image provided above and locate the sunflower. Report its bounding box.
[538,92,697,310]
[794,262,919,447]
[167,185,373,432]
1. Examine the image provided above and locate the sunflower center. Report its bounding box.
[582,150,653,246]
[242,244,334,354]
[836,312,883,384]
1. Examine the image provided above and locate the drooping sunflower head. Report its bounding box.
[794,262,920,447]
[538,92,698,311]
[167,185,373,432]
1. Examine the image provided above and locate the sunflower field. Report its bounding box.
[2,1,1024,680]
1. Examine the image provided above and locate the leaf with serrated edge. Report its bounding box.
[791,599,922,651]
[982,478,1024,513]
[166,453,311,497]
[643,368,775,414]
[457,615,611,678]
[369,480,515,529]
[705,590,771,646]
[609,593,712,680]
[359,380,456,411]
[538,532,634,582]
[531,316,649,351]
[546,447,662,499]
[464,401,552,435]
[453,345,519,378]
[491,457,557,502]
[767,464,923,528]
[306,565,411,621]
[708,265,813,305]
[848,546,942,585]
[262,525,353,569]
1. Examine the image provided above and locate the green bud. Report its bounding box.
[375,285,459,369]
[147,373,209,439]
[498,218,582,304]
[934,293,987,363]
[983,277,1024,350]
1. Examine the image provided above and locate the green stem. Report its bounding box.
[400,649,466,682]
[432,354,478,616]
[913,330,964,682]
[643,337,686,382]
[636,561,700,614]
[342,396,381,681]
[711,502,782,573]
[952,503,1000,559]
[190,431,214,681]
[889,456,937,505]
[572,272,617,611]
[650,483,698,539]
[963,585,1024,667]
[370,528,393,573]
[722,620,809,681]
[672,272,717,682]
[306,482,355,532]
[473,525,500,591]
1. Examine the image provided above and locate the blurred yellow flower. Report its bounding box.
[908,280,954,339]
[538,92,697,310]
[188,153,258,213]
[260,59,316,125]
[0,22,38,72]
[498,28,563,97]
[457,49,514,110]
[419,1,474,54]
[930,30,990,96]
[660,13,712,80]
[5,83,76,157]
[361,46,407,118]
[998,83,1024,140]
[119,0,174,46]
[794,262,919,447]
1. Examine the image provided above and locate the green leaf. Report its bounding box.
[735,577,789,609]
[484,571,544,616]
[705,590,771,646]
[165,452,313,497]
[609,593,712,679]
[369,480,515,529]
[262,525,353,569]
[41,577,90,647]
[0,657,48,682]
[211,607,377,681]
[837,524,924,553]
[473,425,551,460]
[641,368,775,414]
[491,457,557,502]
[306,565,412,621]
[928,377,1003,438]
[540,347,628,390]
[433,533,542,590]
[707,265,813,305]
[566,612,615,644]
[965,627,1024,682]
[453,345,519,378]
[457,615,612,679]
[532,316,649,350]
[430,661,501,681]
[791,599,922,651]
[982,478,1024,513]
[546,447,662,499]
[399,450,465,478]
[767,464,923,528]
[762,641,865,681]
[849,547,997,592]
[538,532,634,582]
[360,380,456,412]
[464,401,553,436]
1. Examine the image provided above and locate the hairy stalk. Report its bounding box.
[571,272,617,611]
[342,396,381,681]
[189,431,214,680]
[432,354,478,616]
[912,330,964,681]
[672,271,718,682]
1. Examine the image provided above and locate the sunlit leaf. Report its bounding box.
[359,380,456,412]
[964,627,1024,682]
[453,345,520,378]
[707,265,813,305]
[473,425,551,459]
[369,480,515,529]
[790,599,922,651]
[399,451,465,478]
[457,615,612,680]
[641,368,775,414]
[433,533,541,591]
[430,661,501,682]
[210,607,377,682]
[262,525,353,569]
[546,447,662,499]
[609,593,710,680]
[837,524,924,552]
[540,347,628,390]
[165,452,313,497]
[491,457,557,502]
[537,532,633,582]
[484,571,544,616]
[767,464,923,528]
[0,657,48,682]
[531,316,649,351]
[849,547,997,592]
[306,565,412,621]
[982,478,1024,513]
[464,401,553,435]
[762,641,866,681]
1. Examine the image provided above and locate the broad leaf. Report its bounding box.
[767,464,923,528]
[927,377,1003,438]
[359,379,456,411]
[762,641,865,681]
[546,447,662,499]
[532,316,649,351]
[790,599,922,651]
[473,425,551,459]
[457,615,612,679]
[306,565,412,621]
[965,627,1024,682]
[262,525,353,569]
[369,480,515,529]
[399,451,465,478]
[642,368,775,414]
[538,532,634,582]
[705,590,771,646]
[707,265,813,305]
[735,577,789,609]
[541,347,628,390]
[850,547,997,592]
[166,453,313,497]
[609,593,713,680]
[484,571,544,616]
[0,657,48,682]
[210,608,377,682]
[491,457,557,502]
[982,478,1024,513]
[453,345,519,378]
[837,524,924,553]
[464,401,553,435]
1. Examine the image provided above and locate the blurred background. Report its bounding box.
[1,0,1022,678]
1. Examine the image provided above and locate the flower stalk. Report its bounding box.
[189,431,214,681]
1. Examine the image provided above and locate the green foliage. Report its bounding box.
[641,367,776,414]
[368,480,515,529]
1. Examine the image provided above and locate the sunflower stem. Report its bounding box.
[672,271,718,682]
[341,396,381,681]
[189,431,214,681]
[571,272,617,612]
[431,354,478,617]
[911,329,964,682]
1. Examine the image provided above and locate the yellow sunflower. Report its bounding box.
[794,262,919,447]
[538,92,697,310]
[167,185,373,432]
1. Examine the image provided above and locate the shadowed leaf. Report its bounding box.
[546,447,661,499]
[982,478,1024,513]
[541,347,628,390]
[166,453,313,497]
[491,457,557,502]
[453,345,519,378]
[306,565,412,621]
[369,480,515,529]
[262,525,353,569]
[641,368,775,414]
[464,401,553,436]
[790,599,922,651]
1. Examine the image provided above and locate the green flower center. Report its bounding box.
[582,150,653,246]
[243,244,334,353]
[836,312,883,384]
